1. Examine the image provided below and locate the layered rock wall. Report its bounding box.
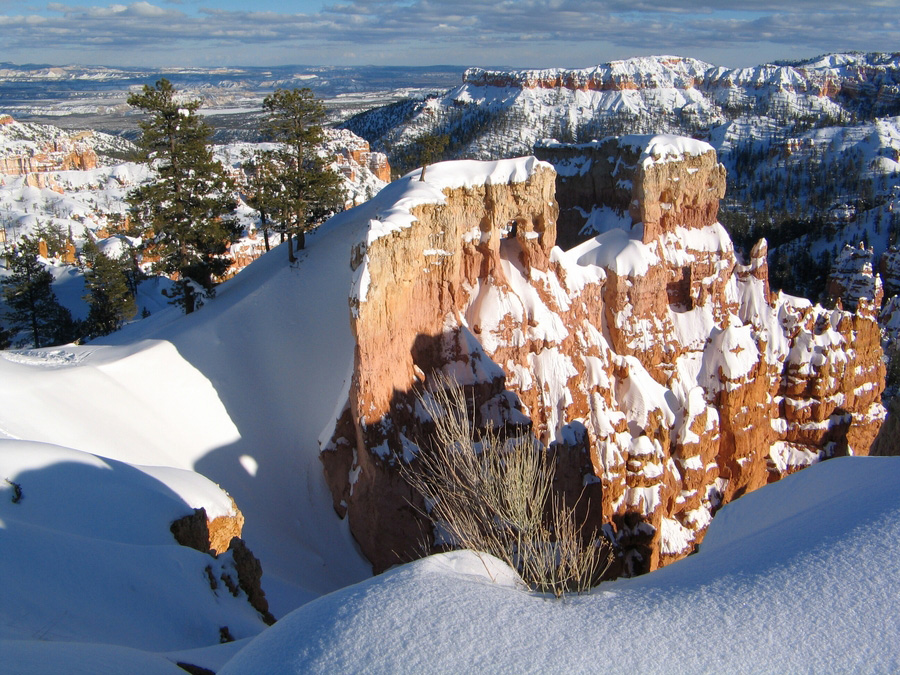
[322,143,886,576]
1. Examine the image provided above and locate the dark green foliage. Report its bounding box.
[0,323,10,350]
[81,237,137,338]
[127,78,239,314]
[2,236,78,348]
[341,97,421,145]
[719,211,834,301]
[769,245,831,301]
[412,133,449,181]
[261,88,346,261]
[241,150,281,252]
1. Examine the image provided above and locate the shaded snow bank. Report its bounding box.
[0,440,268,651]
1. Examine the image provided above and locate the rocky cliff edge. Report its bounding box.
[321,143,886,576]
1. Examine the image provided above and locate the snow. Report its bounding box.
[1,208,379,618]
[219,457,900,674]
[0,440,269,651]
[569,225,659,276]
[2,641,187,675]
[615,356,676,432]
[619,134,714,168]
[698,324,760,392]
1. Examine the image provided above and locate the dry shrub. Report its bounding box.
[870,396,900,456]
[401,373,612,597]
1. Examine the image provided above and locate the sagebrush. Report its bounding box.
[402,373,612,597]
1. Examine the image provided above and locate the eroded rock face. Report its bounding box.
[826,243,884,313]
[0,137,98,176]
[322,144,886,576]
[170,504,274,625]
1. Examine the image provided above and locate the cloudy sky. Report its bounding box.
[1,0,898,69]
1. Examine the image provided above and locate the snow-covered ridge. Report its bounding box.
[361,156,551,247]
[464,52,900,95]
[464,55,714,90]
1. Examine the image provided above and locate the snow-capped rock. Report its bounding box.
[321,138,886,575]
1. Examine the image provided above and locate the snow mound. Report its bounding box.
[0,440,269,651]
[219,456,900,674]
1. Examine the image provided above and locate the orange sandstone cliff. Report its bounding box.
[321,141,886,576]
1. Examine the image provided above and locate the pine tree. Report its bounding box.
[81,237,137,338]
[262,88,345,262]
[2,237,78,347]
[127,78,240,314]
[242,149,280,252]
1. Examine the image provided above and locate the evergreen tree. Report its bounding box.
[242,149,280,252]
[413,132,449,181]
[81,237,137,338]
[262,88,345,262]
[127,78,240,314]
[2,237,78,347]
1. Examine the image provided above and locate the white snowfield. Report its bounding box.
[0,155,897,673]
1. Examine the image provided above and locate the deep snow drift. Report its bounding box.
[220,456,900,674]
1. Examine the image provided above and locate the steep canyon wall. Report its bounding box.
[322,142,886,576]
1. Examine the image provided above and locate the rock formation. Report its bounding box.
[326,128,392,186]
[321,140,886,577]
[0,121,99,176]
[826,243,884,313]
[169,504,275,625]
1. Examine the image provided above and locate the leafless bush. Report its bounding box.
[401,372,612,597]
[870,395,900,456]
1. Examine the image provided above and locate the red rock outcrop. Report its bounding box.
[826,243,884,312]
[169,503,275,624]
[322,142,886,577]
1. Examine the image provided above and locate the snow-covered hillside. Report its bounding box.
[0,117,389,342]
[345,52,900,165]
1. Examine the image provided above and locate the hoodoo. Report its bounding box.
[322,136,885,575]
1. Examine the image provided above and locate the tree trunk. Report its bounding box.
[183,279,196,314]
[261,213,270,252]
[296,230,306,251]
[286,232,296,263]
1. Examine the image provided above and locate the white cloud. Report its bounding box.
[0,0,897,67]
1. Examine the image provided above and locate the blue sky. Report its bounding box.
[0,1,897,69]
